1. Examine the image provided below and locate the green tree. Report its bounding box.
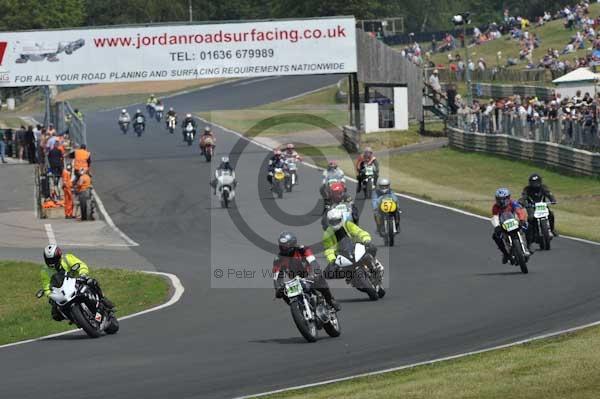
[0,0,86,30]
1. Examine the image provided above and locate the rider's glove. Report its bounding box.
[494,225,503,235]
[365,241,377,256]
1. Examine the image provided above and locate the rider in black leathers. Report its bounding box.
[181,114,197,142]
[520,173,558,243]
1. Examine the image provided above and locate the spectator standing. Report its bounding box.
[4,128,14,158]
[429,69,442,98]
[0,129,6,163]
[15,125,25,160]
[47,143,64,199]
[25,126,36,164]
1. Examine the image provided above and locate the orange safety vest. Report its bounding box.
[76,174,91,193]
[73,149,90,171]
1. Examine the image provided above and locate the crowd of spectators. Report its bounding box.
[449,89,600,150]
[400,1,600,79]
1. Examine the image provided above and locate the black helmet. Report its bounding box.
[278,231,298,256]
[529,173,542,190]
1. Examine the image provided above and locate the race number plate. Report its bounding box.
[363,166,374,176]
[502,218,519,232]
[534,202,549,218]
[285,279,302,297]
[380,198,397,213]
[274,171,285,180]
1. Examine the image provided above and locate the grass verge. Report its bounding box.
[338,148,599,241]
[199,85,348,137]
[0,261,170,345]
[266,324,600,399]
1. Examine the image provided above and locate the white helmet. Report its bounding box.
[121,109,127,114]
[43,244,62,269]
[221,156,229,163]
[327,208,344,231]
[377,177,391,194]
[186,113,192,118]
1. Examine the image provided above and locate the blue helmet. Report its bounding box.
[495,188,511,208]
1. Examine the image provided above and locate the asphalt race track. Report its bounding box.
[2,75,600,399]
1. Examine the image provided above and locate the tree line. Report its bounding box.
[0,0,577,33]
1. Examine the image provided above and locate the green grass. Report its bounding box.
[0,261,170,345]
[338,148,600,241]
[199,85,348,137]
[266,325,600,399]
[427,3,600,73]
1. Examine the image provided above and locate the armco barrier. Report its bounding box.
[448,127,600,176]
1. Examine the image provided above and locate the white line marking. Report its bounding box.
[237,318,600,398]
[44,224,56,245]
[231,76,281,87]
[0,271,184,350]
[92,190,139,246]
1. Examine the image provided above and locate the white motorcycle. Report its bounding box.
[118,117,130,134]
[216,171,236,208]
[184,124,195,146]
[154,104,164,122]
[133,115,145,137]
[284,157,298,192]
[531,201,553,251]
[167,115,176,134]
[334,237,385,301]
[36,264,119,338]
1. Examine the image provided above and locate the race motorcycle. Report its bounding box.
[360,164,376,199]
[272,167,286,199]
[496,211,530,274]
[167,115,176,134]
[154,104,164,122]
[118,119,129,134]
[36,264,119,338]
[283,276,341,343]
[133,115,145,137]
[202,136,215,162]
[183,123,196,147]
[146,103,155,118]
[284,157,299,192]
[216,171,235,208]
[378,196,401,247]
[334,237,385,300]
[529,201,553,251]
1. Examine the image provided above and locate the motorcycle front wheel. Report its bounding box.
[512,238,529,274]
[323,311,341,338]
[70,304,102,338]
[290,301,317,342]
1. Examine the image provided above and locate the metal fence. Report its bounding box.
[449,112,600,152]
[427,67,551,84]
[54,101,87,146]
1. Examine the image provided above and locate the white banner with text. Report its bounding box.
[0,17,357,86]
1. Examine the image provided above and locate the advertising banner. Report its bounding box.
[0,17,357,86]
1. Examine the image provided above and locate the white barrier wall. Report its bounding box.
[393,87,408,130]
